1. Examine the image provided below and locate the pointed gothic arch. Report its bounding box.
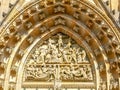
[0,0,120,90]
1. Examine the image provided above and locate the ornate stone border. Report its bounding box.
[0,0,119,90]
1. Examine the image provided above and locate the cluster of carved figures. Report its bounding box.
[25,33,93,83]
[28,34,88,64]
[25,64,92,81]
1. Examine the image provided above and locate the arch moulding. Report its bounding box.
[0,0,120,90]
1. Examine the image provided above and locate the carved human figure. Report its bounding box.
[77,52,82,63]
[34,67,44,79]
[81,50,86,61]
[45,53,51,63]
[86,66,93,80]
[51,46,59,63]
[65,38,71,49]
[62,49,71,63]
[62,38,72,63]
[31,48,40,64]
[70,64,84,79]
[41,64,47,74]
[57,52,63,63]
[48,38,55,52]
[77,50,87,63]
[39,45,48,64]
[58,34,63,49]
[26,64,36,78]
[60,66,71,79]
[71,48,77,63]
[80,66,88,79]
[34,48,42,63]
[69,64,75,79]
[27,64,48,79]
[25,33,92,82]
[47,65,56,81]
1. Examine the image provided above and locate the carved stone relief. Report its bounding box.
[0,0,120,90]
[24,33,93,84]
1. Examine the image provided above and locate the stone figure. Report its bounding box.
[58,34,63,49]
[71,47,77,63]
[77,49,87,63]
[25,33,92,82]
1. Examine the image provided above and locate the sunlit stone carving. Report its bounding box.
[0,0,120,90]
[109,73,119,89]
[73,11,80,19]
[24,33,93,85]
[25,21,32,29]
[55,17,66,25]
[5,47,12,53]
[99,78,106,90]
[38,11,46,20]
[40,25,47,33]
[54,5,65,13]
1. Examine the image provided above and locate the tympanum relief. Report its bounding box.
[24,33,93,86]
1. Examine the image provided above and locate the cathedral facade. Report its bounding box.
[0,0,120,90]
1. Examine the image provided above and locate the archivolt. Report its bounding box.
[0,0,120,90]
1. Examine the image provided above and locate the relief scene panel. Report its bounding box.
[24,33,93,83]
